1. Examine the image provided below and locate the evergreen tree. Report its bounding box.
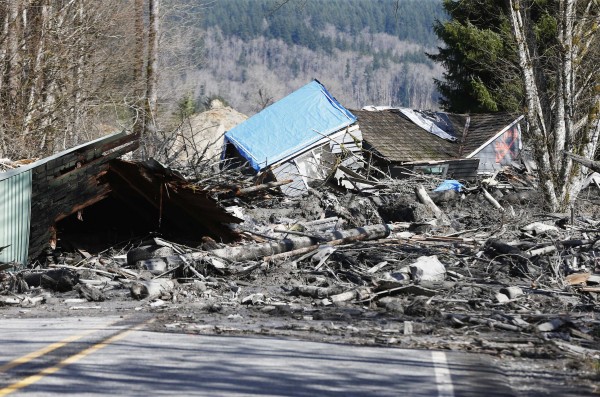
[428,0,522,113]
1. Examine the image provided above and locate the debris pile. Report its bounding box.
[2,164,599,368]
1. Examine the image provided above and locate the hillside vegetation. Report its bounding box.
[162,0,445,115]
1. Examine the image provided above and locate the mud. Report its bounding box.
[2,175,600,395]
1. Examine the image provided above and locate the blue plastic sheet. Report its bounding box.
[223,80,357,171]
[434,180,464,192]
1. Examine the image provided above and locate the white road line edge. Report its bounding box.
[431,351,455,397]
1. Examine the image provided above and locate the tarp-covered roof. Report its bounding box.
[224,80,357,171]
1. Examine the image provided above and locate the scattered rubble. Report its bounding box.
[1,153,600,393]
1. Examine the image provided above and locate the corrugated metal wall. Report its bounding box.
[0,170,32,266]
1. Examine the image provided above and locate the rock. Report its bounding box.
[241,293,265,305]
[76,284,105,302]
[130,279,177,300]
[377,297,404,314]
[537,318,565,332]
[500,286,524,299]
[23,269,79,292]
[409,255,446,282]
[495,293,510,303]
[521,222,559,236]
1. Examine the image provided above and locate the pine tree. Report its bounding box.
[428,0,522,113]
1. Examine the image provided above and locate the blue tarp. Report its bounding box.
[434,180,464,192]
[223,80,357,171]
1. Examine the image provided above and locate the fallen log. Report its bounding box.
[293,285,345,298]
[525,244,557,257]
[235,179,293,196]
[563,151,600,173]
[329,287,371,303]
[482,187,504,212]
[415,185,444,220]
[137,225,390,271]
[263,230,387,262]
[208,224,391,262]
[0,295,45,306]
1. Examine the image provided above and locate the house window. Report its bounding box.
[413,164,449,177]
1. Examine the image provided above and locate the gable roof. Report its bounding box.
[352,109,458,162]
[224,80,357,171]
[456,113,522,156]
[354,109,522,163]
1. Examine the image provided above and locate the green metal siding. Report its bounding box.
[0,170,32,266]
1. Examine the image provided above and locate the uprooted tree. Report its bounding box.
[506,0,600,211]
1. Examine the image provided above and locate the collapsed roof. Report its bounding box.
[354,108,524,173]
[0,132,240,267]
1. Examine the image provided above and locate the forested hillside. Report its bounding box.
[0,0,445,158]
[162,0,445,115]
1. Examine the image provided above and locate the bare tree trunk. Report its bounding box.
[5,0,21,121]
[22,0,47,137]
[146,0,159,131]
[556,0,577,203]
[507,0,600,211]
[507,0,559,210]
[69,0,85,148]
[133,0,145,135]
[0,0,146,158]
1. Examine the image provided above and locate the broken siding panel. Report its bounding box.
[0,170,32,265]
[295,146,336,182]
[444,159,480,180]
[271,144,340,196]
[272,161,307,196]
[329,125,363,155]
[27,132,139,261]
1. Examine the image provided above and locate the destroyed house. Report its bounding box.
[353,108,524,179]
[0,131,239,267]
[222,80,362,196]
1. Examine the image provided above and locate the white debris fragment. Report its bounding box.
[409,255,446,282]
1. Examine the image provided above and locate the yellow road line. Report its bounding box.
[0,329,98,373]
[0,320,151,396]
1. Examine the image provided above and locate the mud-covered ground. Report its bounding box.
[2,177,600,395]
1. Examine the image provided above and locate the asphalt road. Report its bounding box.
[0,316,514,396]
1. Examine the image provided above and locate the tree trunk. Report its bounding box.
[506,0,599,211]
[6,1,21,107]
[23,2,47,137]
[208,224,390,262]
[133,0,145,135]
[146,0,159,130]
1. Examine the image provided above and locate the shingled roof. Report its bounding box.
[456,113,521,157]
[354,109,522,163]
[352,109,458,162]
